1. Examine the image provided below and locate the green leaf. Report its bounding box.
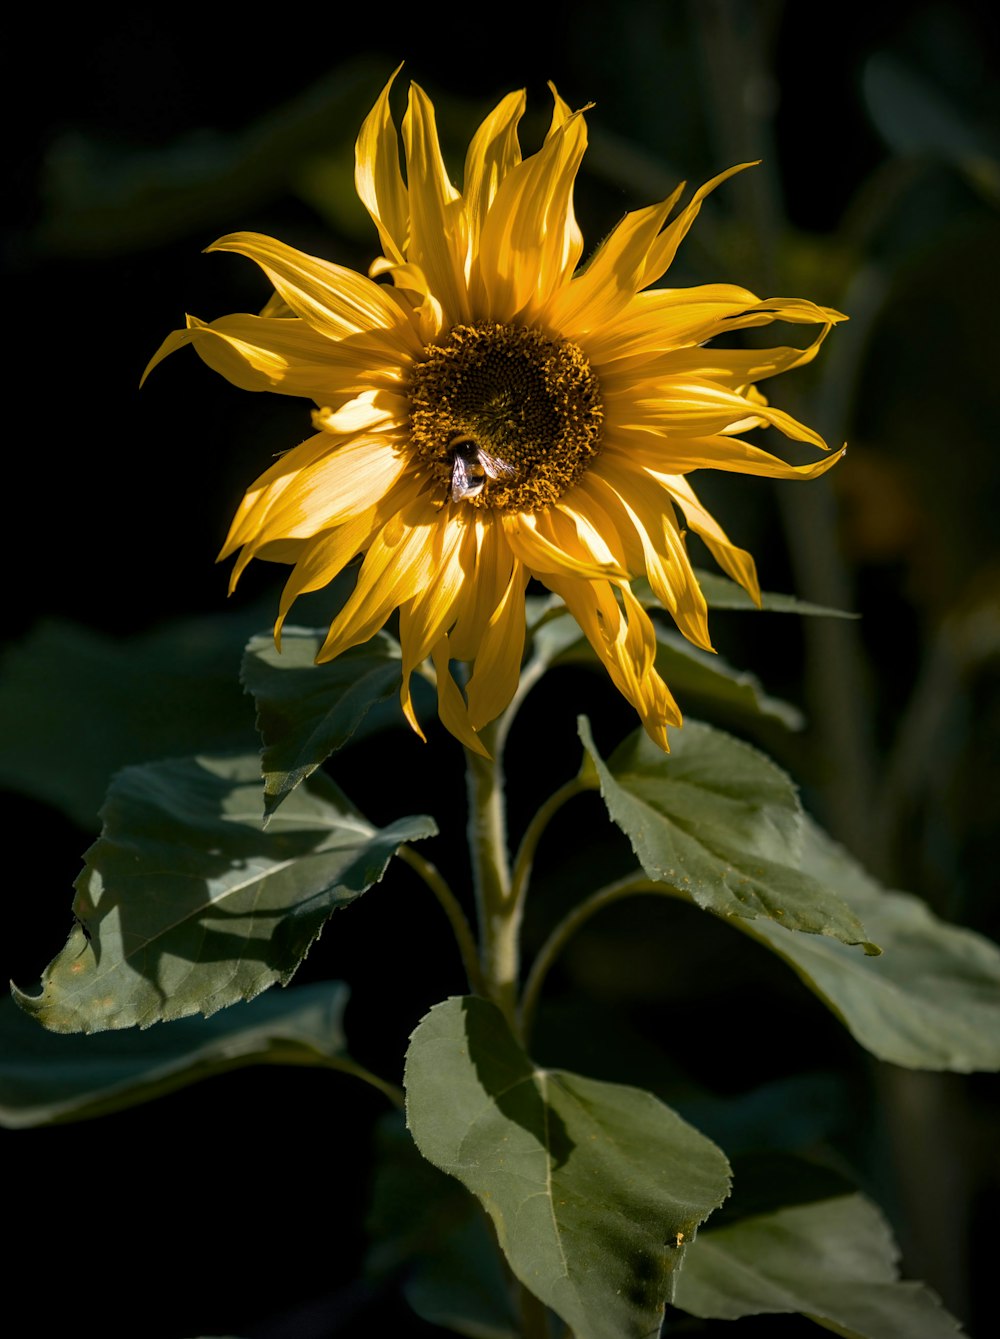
[405,996,731,1339]
[692,570,859,618]
[0,982,354,1128]
[525,600,802,729]
[579,717,878,952]
[241,626,404,818]
[36,57,387,255]
[0,614,264,827]
[655,629,803,729]
[740,820,1000,1071]
[366,1112,518,1339]
[13,753,436,1033]
[863,52,1000,202]
[673,1191,963,1337]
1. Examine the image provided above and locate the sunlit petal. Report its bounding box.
[151,81,844,753]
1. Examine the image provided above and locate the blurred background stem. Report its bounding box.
[693,0,972,1319]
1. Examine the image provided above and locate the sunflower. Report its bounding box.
[145,71,844,756]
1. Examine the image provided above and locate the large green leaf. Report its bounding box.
[405,996,731,1339]
[0,982,356,1128]
[579,718,878,952]
[740,821,1000,1071]
[673,1191,963,1337]
[13,753,436,1033]
[526,600,802,729]
[241,626,405,818]
[0,614,264,827]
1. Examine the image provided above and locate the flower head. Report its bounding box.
[145,72,845,755]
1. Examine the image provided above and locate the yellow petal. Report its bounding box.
[546,573,681,748]
[617,379,830,450]
[661,474,761,606]
[545,189,683,336]
[398,513,470,675]
[430,637,490,757]
[145,312,375,399]
[448,518,516,660]
[355,65,409,265]
[584,284,762,365]
[312,389,407,434]
[641,163,757,288]
[402,83,470,326]
[221,432,409,560]
[601,324,831,396]
[274,507,381,638]
[463,90,526,270]
[466,564,529,730]
[476,94,589,320]
[318,494,444,661]
[583,463,712,649]
[607,427,847,480]
[501,510,627,581]
[207,232,419,352]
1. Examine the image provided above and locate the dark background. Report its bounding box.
[3,3,998,1335]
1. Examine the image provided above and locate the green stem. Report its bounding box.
[495,652,547,755]
[520,875,661,1043]
[465,722,518,1028]
[397,844,484,995]
[509,777,588,924]
[319,1058,405,1110]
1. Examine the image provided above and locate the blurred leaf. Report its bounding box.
[405,995,731,1339]
[674,1191,963,1336]
[0,981,351,1128]
[13,753,435,1033]
[690,570,858,617]
[741,821,1000,1072]
[0,614,263,828]
[241,626,404,819]
[675,1071,852,1158]
[526,601,802,729]
[655,629,804,728]
[36,58,387,255]
[580,718,878,951]
[366,1113,518,1339]
[864,53,1000,202]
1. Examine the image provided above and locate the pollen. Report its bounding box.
[407,322,604,511]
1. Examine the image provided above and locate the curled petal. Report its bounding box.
[547,574,682,749]
[355,65,409,265]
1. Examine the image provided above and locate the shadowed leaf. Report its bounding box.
[241,626,405,818]
[0,982,351,1127]
[405,996,731,1339]
[0,614,265,828]
[674,1190,963,1337]
[740,821,1000,1072]
[13,753,435,1033]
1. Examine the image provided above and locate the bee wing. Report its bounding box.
[450,449,480,502]
[478,449,517,481]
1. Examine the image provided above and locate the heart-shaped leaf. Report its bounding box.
[405,995,731,1339]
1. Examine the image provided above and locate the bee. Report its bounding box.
[448,434,516,503]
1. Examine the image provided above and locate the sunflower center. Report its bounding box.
[407,322,603,512]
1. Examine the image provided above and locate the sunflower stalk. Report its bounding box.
[465,723,521,1032]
